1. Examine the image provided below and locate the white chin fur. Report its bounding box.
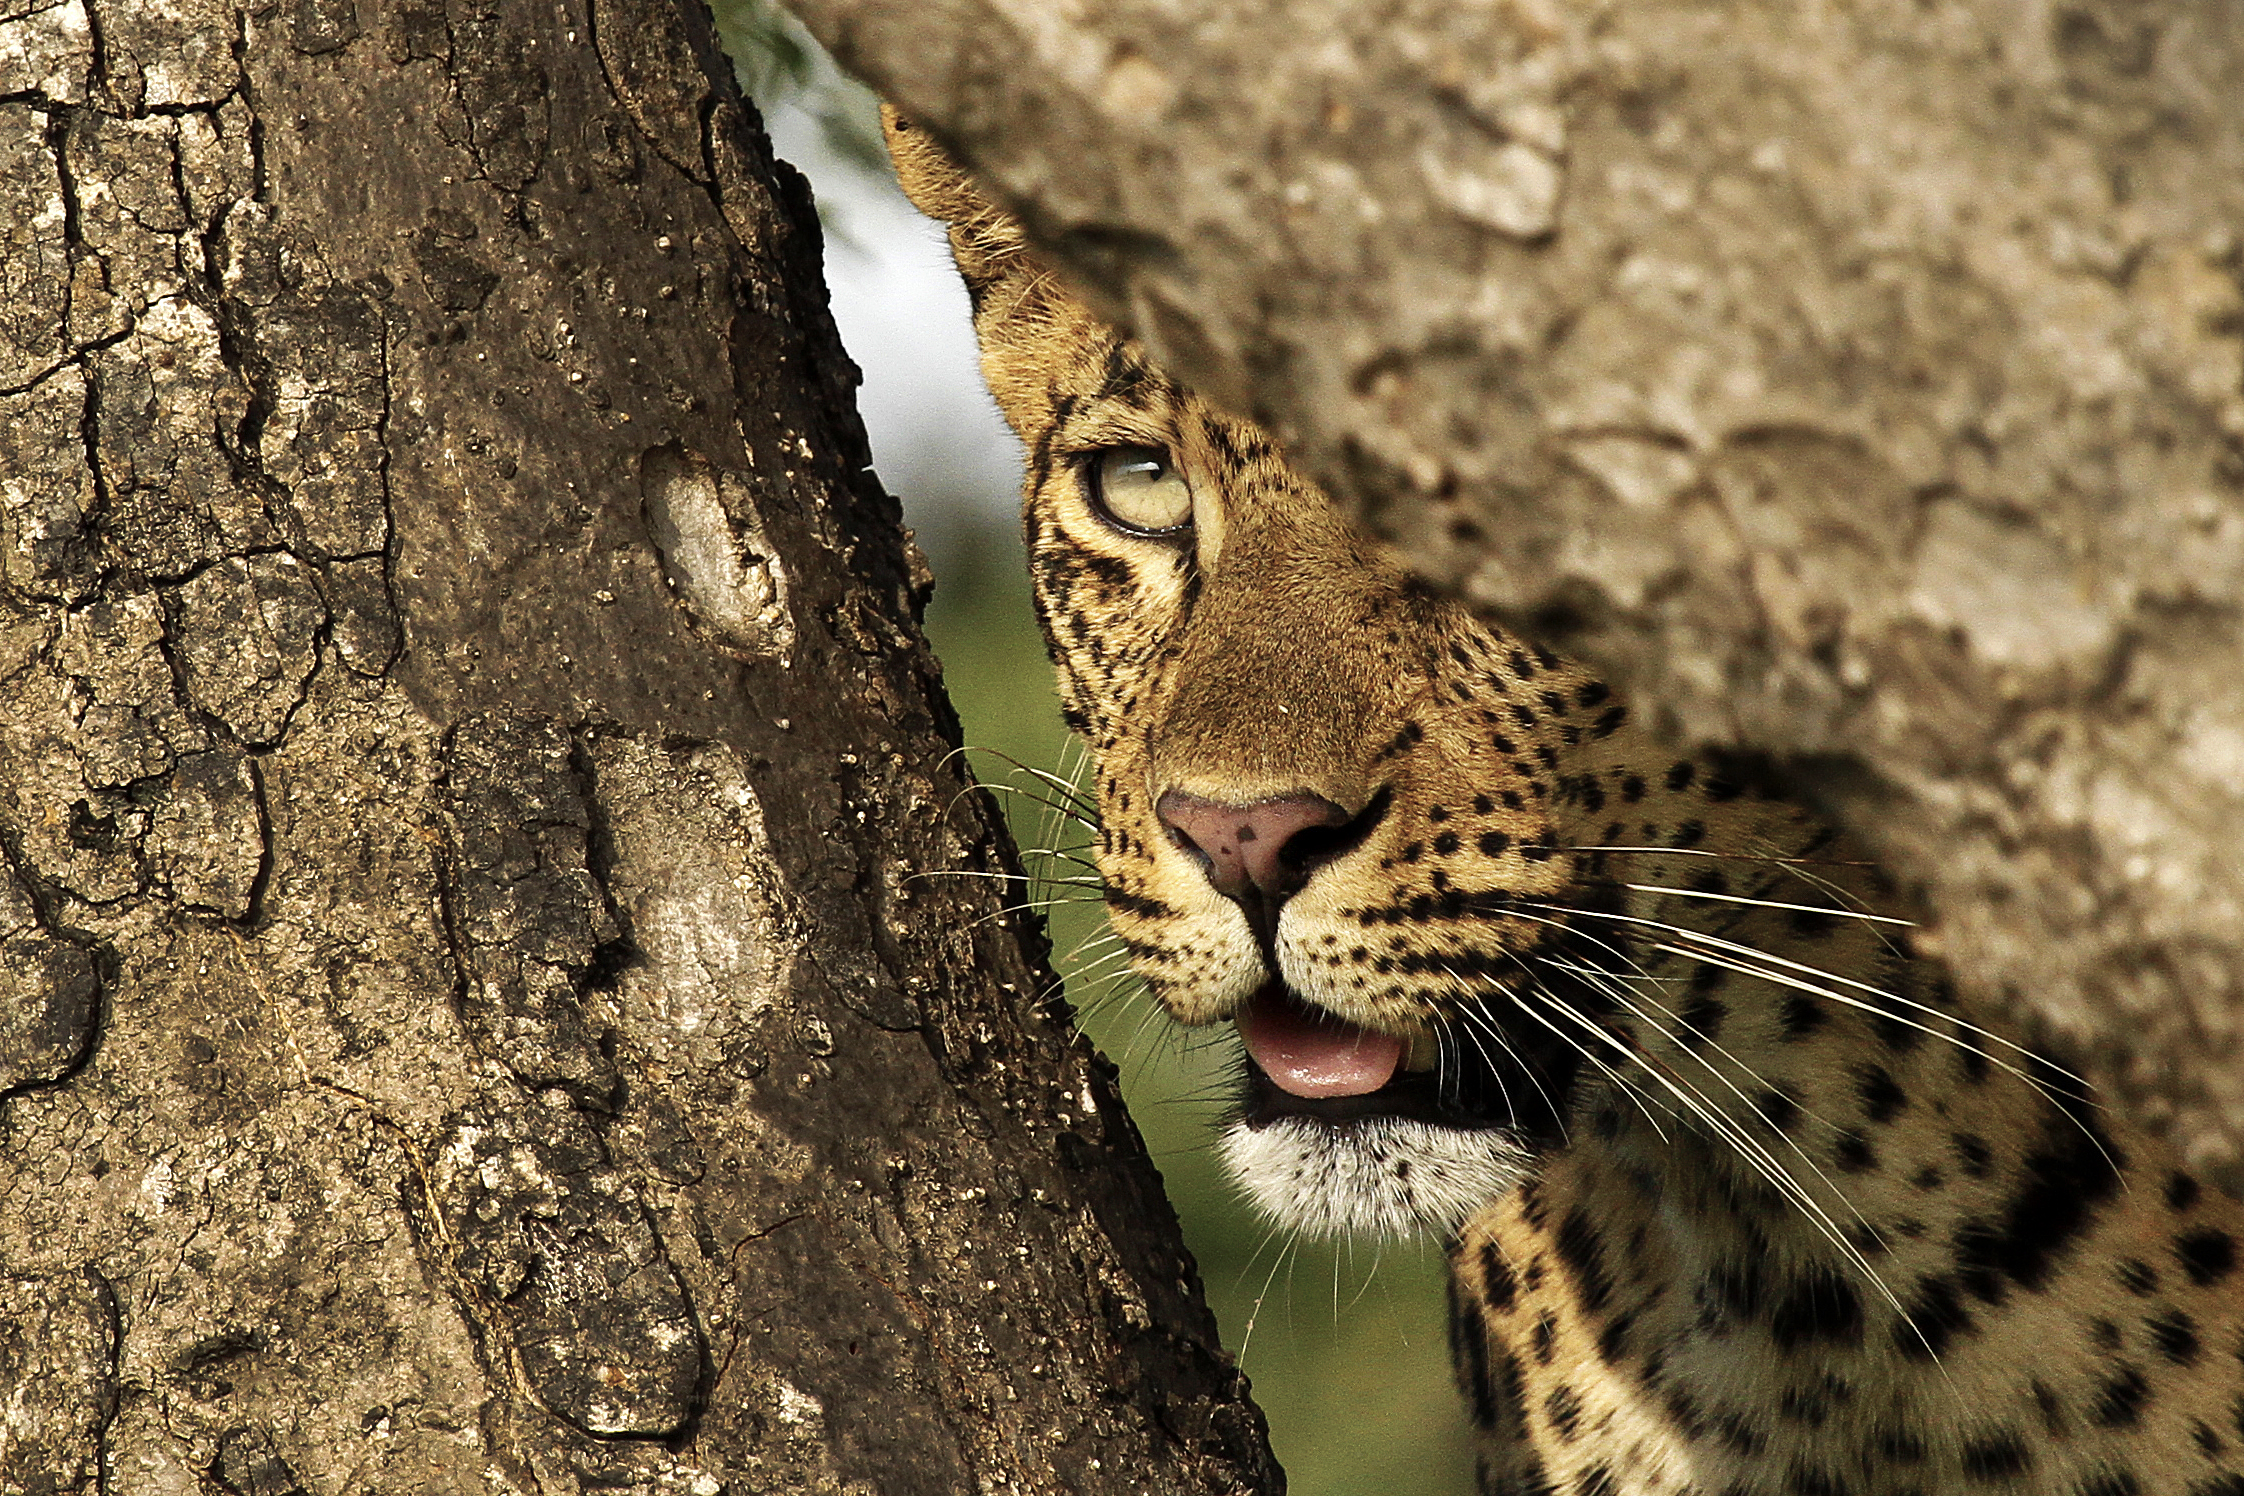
[1219,1115,1534,1239]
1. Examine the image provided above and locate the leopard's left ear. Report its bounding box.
[881,106,1034,298]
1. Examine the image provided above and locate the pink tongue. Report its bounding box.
[1237,988,1404,1099]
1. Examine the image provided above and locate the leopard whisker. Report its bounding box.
[1562,844,1878,870]
[909,866,1103,889]
[969,780,1099,838]
[1440,986,1560,1140]
[1235,1223,1304,1364]
[1523,902,2090,1099]
[1520,969,1908,1321]
[1616,882,1915,927]
[1537,951,1893,1236]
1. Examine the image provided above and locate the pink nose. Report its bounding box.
[1155,790,1355,901]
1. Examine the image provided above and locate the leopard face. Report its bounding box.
[884,110,1862,1240]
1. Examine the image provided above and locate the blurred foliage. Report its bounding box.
[712,0,890,180]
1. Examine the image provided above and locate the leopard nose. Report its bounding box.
[1155,790,1357,902]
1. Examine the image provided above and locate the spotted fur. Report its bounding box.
[886,111,2244,1496]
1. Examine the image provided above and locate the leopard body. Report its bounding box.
[884,110,2244,1496]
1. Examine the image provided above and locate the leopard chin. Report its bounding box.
[1216,974,1585,1237]
[1220,1102,1537,1240]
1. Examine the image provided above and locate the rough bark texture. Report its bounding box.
[0,0,1280,1489]
[786,0,2244,1176]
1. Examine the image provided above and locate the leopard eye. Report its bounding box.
[1085,445,1193,536]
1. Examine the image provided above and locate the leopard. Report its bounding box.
[883,107,2244,1496]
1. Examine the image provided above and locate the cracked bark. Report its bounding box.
[788,0,2244,1179]
[0,0,1277,1490]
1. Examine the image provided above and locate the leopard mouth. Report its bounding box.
[1232,983,1569,1137]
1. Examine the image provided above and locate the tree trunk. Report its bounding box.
[0,0,1278,1489]
[786,0,2244,1178]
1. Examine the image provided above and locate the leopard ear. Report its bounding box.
[881,105,1033,293]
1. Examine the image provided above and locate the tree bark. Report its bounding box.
[784,0,2244,1177]
[0,0,1278,1489]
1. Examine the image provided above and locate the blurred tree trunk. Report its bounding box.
[0,0,1278,1489]
[791,0,2244,1180]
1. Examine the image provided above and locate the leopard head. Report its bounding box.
[887,112,1838,1238]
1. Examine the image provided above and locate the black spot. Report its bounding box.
[2091,1364,2150,1427]
[1530,1310,1558,1364]
[1769,1270,1864,1350]
[1911,1165,1945,1192]
[1702,773,1744,803]
[1876,1426,1929,1462]
[1591,705,1628,738]
[2175,1228,2238,1287]
[1894,1274,1975,1360]
[1715,1408,1766,1456]
[1780,993,1828,1040]
[1856,1064,1908,1124]
[1778,1385,1828,1427]
[2195,1420,2226,1456]
[1620,774,1646,803]
[2114,1257,2158,1296]
[1543,1384,1582,1441]
[1788,1462,1842,1496]
[1959,1043,1992,1084]
[1519,1184,1548,1230]
[1556,1208,1614,1313]
[1787,905,1842,939]
[1953,1132,1994,1177]
[1703,1259,1763,1324]
[1450,1285,1497,1429]
[2148,1306,2201,1365]
[1664,1389,1707,1440]
[2079,1473,2142,1496]
[1665,761,1696,792]
[1596,1310,1633,1365]
[1103,887,1178,920]
[1478,831,1511,858]
[1434,831,1461,857]
[1833,1131,1879,1174]
[1754,1087,1801,1133]
[1679,993,1727,1046]
[2189,1479,2244,1496]
[1671,820,1707,848]
[1479,1242,1517,1312]
[2168,1172,2203,1212]
[2031,1379,2068,1434]
[1575,1467,1617,1496]
[1955,1095,2122,1296]
[1960,1432,2031,1481]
